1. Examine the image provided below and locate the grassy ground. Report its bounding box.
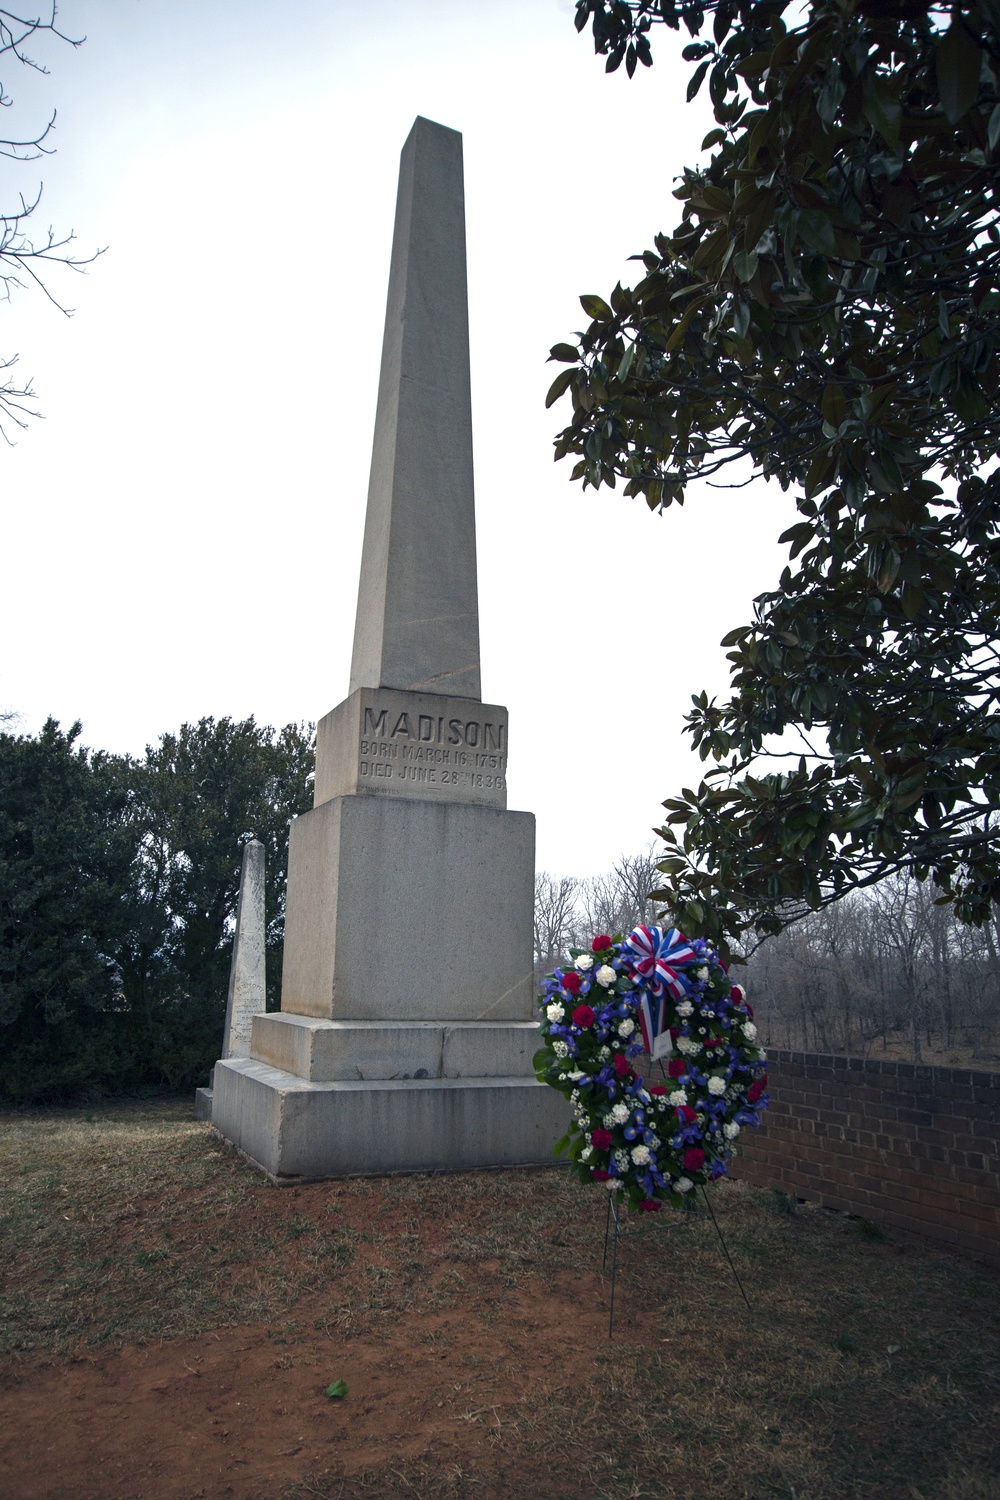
[1,1100,998,1499]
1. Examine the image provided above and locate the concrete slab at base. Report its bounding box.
[250,1011,541,1081]
[195,1086,213,1121]
[211,1056,570,1181]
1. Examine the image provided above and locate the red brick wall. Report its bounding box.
[730,1050,1000,1268]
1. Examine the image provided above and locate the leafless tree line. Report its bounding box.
[534,861,999,1064]
[533,848,662,987]
[745,871,1000,1063]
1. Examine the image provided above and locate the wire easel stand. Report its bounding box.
[602,1191,621,1340]
[700,1182,752,1312]
[600,1057,753,1338]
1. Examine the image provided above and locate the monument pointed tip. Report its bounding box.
[409,114,462,140]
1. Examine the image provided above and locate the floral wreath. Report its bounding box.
[535,927,769,1212]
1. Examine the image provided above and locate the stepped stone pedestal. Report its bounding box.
[210,117,568,1180]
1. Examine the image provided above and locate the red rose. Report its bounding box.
[649,1084,667,1096]
[592,934,612,953]
[676,1105,697,1123]
[669,1027,680,1041]
[704,1037,724,1049]
[683,1147,705,1171]
[562,970,582,995]
[747,1076,766,1104]
[667,1058,686,1079]
[639,1198,662,1213]
[591,1128,613,1150]
[730,983,744,1004]
[613,1054,633,1079]
[572,1004,595,1028]
[745,1002,755,1019]
[592,1168,611,1181]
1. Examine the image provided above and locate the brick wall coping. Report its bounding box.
[763,1048,999,1092]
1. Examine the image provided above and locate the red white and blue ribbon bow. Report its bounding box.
[624,926,697,1000]
[622,926,698,1055]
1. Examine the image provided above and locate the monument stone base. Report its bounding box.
[211,1057,570,1182]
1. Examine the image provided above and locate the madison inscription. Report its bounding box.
[313,686,509,809]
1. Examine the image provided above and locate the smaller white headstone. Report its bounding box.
[222,839,266,1058]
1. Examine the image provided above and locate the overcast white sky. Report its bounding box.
[0,0,794,876]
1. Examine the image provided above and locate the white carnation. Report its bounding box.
[575,953,594,971]
[546,1002,565,1022]
[611,1102,630,1124]
[596,964,616,988]
[676,1176,694,1193]
[630,1145,652,1166]
[676,1000,694,1018]
[552,1040,569,1058]
[677,1036,700,1056]
[724,1122,740,1140]
[618,1018,635,1037]
[605,1178,624,1192]
[755,1048,768,1062]
[742,1021,758,1040]
[707,1076,727,1095]
[668,1090,688,1107]
[568,1069,585,1081]
[580,1144,593,1160]
[696,966,709,980]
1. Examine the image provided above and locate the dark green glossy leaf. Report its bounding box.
[936,19,981,125]
[579,294,613,321]
[545,368,575,408]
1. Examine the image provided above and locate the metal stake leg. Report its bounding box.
[608,1193,621,1340]
[700,1185,752,1311]
[602,1192,612,1269]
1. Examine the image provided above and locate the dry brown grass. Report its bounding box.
[1,1099,998,1500]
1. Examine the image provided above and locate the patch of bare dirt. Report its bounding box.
[0,1275,607,1500]
[2,1103,998,1500]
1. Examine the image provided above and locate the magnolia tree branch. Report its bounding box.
[552,1,1000,957]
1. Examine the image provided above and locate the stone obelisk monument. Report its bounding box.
[211,117,567,1180]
